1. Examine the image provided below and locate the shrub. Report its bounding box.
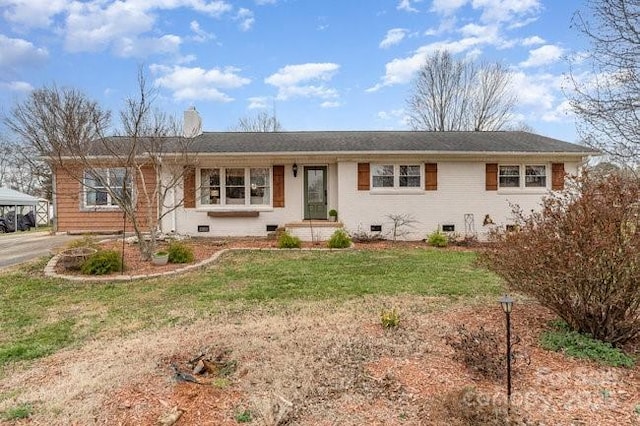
[446,326,505,381]
[380,308,400,329]
[540,321,634,367]
[427,230,448,247]
[481,172,640,346]
[327,229,351,249]
[277,231,301,249]
[168,242,194,264]
[328,209,338,217]
[81,250,122,275]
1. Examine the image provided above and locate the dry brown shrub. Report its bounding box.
[481,172,640,345]
[446,325,506,381]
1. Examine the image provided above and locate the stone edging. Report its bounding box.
[44,246,352,282]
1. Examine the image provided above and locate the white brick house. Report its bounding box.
[160,121,596,241]
[53,110,597,240]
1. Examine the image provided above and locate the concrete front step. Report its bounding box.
[284,220,343,241]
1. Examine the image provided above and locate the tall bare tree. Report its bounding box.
[407,50,516,131]
[568,0,640,162]
[4,70,196,259]
[231,111,282,132]
[0,136,52,198]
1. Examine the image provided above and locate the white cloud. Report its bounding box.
[235,8,254,31]
[367,38,486,91]
[115,34,182,57]
[472,0,542,25]
[1,0,67,28]
[151,64,250,101]
[522,35,545,46]
[379,28,407,49]
[397,0,420,13]
[265,63,340,100]
[541,100,573,122]
[190,20,215,42]
[510,71,562,110]
[320,101,341,108]
[431,0,468,15]
[248,96,268,109]
[519,44,564,68]
[377,108,405,120]
[2,0,235,58]
[0,34,49,71]
[0,80,34,92]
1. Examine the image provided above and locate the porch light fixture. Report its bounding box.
[499,294,514,410]
[292,163,298,177]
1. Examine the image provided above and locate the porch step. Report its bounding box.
[284,221,343,241]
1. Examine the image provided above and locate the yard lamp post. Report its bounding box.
[500,294,514,410]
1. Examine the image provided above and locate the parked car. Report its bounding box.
[0,210,35,233]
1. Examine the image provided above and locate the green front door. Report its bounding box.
[304,166,327,220]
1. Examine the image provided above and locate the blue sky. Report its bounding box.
[0,0,588,142]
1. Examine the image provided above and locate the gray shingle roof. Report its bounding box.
[186,131,597,155]
[86,131,598,157]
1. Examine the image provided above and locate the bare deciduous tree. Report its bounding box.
[231,111,282,132]
[407,50,516,131]
[4,70,196,259]
[568,0,640,162]
[0,136,52,198]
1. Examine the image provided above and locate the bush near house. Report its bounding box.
[168,241,195,264]
[327,229,351,249]
[481,172,640,346]
[81,250,122,275]
[277,231,301,249]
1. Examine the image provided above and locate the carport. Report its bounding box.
[0,187,39,232]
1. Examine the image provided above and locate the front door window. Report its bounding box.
[304,166,327,219]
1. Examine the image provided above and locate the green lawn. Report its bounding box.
[0,248,502,368]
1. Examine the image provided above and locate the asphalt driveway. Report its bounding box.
[0,231,79,270]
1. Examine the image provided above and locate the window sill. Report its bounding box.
[80,206,122,212]
[369,189,425,195]
[207,211,260,218]
[497,188,548,195]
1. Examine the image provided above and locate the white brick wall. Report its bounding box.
[161,159,579,241]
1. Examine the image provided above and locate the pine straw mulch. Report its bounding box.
[0,295,638,425]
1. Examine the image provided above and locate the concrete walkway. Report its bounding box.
[0,231,79,270]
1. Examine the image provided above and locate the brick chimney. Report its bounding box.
[183,106,203,138]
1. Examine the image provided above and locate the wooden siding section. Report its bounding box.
[183,166,196,208]
[55,165,157,233]
[485,163,498,191]
[425,163,438,191]
[357,163,370,190]
[551,163,565,190]
[273,165,285,208]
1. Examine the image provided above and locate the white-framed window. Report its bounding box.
[499,165,520,188]
[83,168,132,208]
[372,164,421,189]
[199,167,271,206]
[525,165,547,188]
[499,164,547,189]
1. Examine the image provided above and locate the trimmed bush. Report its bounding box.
[81,250,122,275]
[168,242,194,264]
[327,229,351,249]
[427,230,448,247]
[277,231,301,249]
